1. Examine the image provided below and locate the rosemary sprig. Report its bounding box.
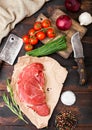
[2,79,28,124]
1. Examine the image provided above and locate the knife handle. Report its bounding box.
[75,58,86,85]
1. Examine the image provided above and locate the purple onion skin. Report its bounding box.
[56,15,72,31]
[65,0,81,12]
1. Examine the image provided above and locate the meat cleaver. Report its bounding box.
[71,32,86,85]
[0,34,23,67]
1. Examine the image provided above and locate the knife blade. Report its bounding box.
[71,32,86,85]
[0,34,23,67]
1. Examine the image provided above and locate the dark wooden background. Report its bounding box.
[0,0,92,130]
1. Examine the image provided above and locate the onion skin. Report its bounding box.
[56,15,72,31]
[65,0,81,12]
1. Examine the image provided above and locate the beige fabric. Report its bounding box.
[0,0,49,43]
[11,56,68,129]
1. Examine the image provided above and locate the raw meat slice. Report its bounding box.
[17,63,50,116]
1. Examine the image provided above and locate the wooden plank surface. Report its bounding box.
[0,0,92,130]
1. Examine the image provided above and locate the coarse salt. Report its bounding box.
[61,90,76,106]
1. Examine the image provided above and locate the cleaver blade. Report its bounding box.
[0,34,23,66]
[71,32,87,85]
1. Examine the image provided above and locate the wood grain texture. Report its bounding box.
[0,0,92,130]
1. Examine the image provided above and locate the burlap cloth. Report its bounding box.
[0,0,50,43]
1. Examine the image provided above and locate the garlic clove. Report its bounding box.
[80,22,85,26]
[78,12,92,26]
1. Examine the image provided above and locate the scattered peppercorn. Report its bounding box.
[55,111,78,130]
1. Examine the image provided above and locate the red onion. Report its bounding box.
[56,15,72,31]
[65,0,81,12]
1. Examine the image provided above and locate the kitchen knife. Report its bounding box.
[71,32,86,85]
[0,34,23,67]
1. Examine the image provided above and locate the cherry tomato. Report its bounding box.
[41,19,51,28]
[22,35,29,44]
[46,28,56,38]
[24,44,33,51]
[34,21,42,31]
[36,31,46,40]
[28,28,35,36]
[29,36,38,45]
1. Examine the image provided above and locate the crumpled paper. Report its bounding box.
[0,0,50,43]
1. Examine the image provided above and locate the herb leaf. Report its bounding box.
[2,79,28,124]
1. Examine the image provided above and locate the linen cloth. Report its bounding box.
[0,0,49,43]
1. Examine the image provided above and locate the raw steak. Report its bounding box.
[17,63,50,116]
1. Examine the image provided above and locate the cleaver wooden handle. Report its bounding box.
[75,58,86,85]
[0,59,3,68]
